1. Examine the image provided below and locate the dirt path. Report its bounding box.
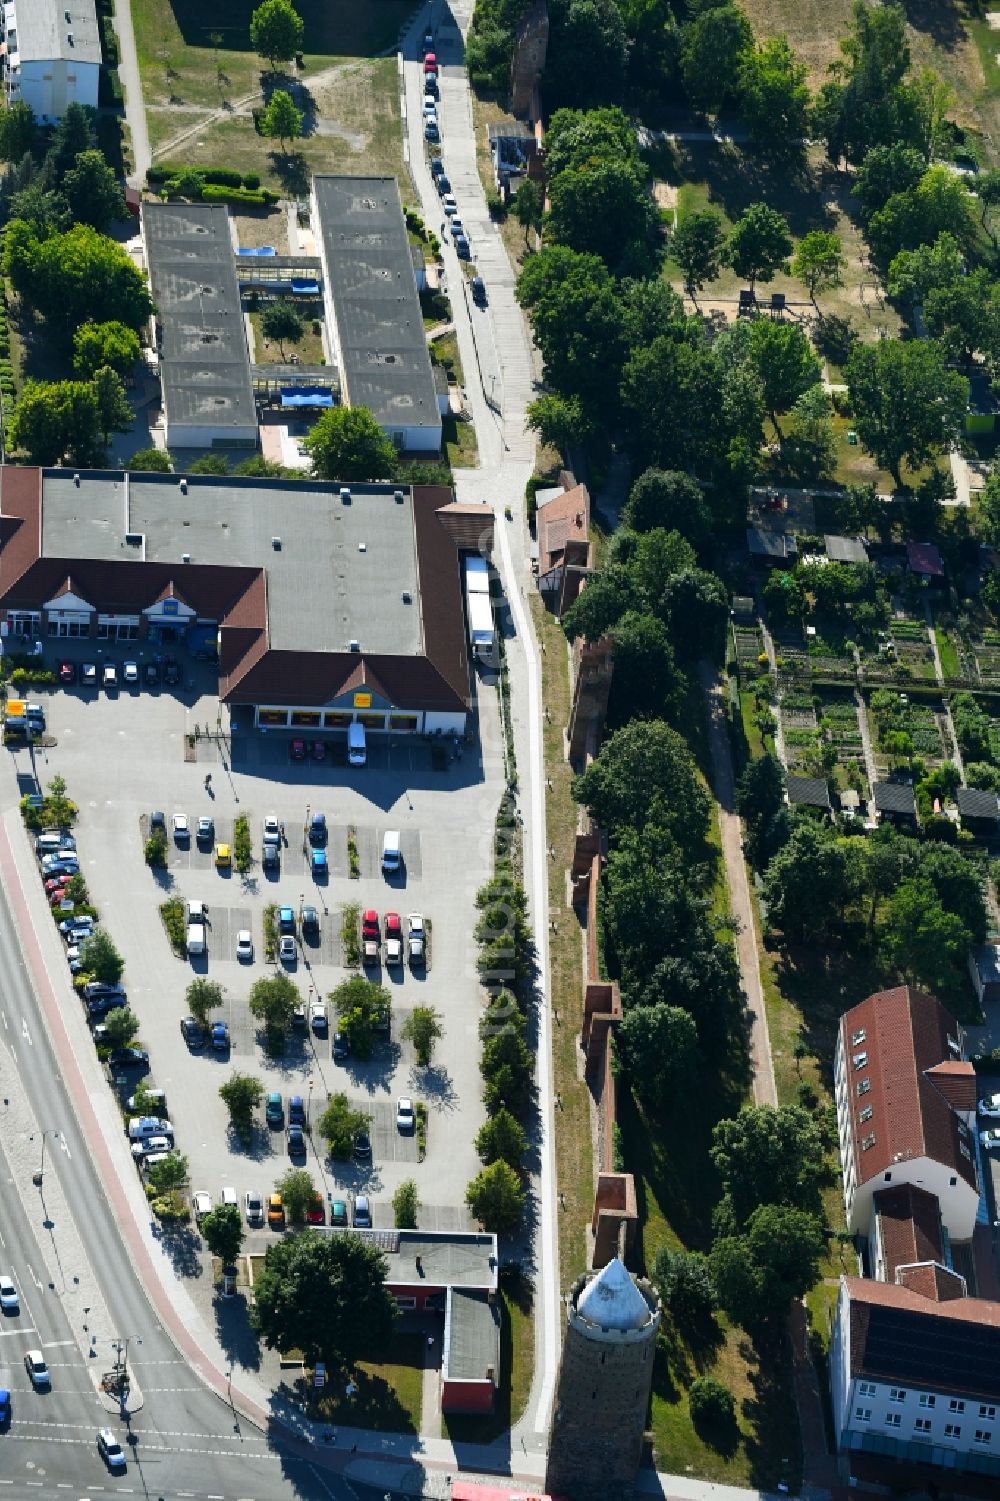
[699,665,777,1107]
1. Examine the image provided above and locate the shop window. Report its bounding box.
[358,713,385,729]
[324,712,352,728]
[389,714,418,731]
[258,709,288,727]
[290,711,321,728]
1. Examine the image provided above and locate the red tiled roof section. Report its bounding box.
[906,540,945,577]
[874,1184,944,1277]
[847,1273,1000,1331]
[839,986,975,1193]
[896,1263,966,1302]
[924,1059,977,1112]
[412,487,471,708]
[0,465,42,593]
[537,483,590,573]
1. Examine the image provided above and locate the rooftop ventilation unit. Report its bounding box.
[401,590,411,603]
[272,536,281,550]
[179,478,187,494]
[348,639,360,652]
[340,487,351,503]
[358,542,366,552]
[124,533,142,547]
[73,473,80,486]
[182,553,191,563]
[394,490,404,503]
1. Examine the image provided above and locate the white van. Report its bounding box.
[381,830,402,874]
[186,921,206,956]
[221,1185,238,1208]
[348,722,367,766]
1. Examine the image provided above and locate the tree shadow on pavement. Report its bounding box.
[213,1290,262,1372]
[154,1222,204,1278]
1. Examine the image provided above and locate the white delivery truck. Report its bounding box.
[348,721,367,766]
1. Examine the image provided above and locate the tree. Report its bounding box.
[248,973,300,1051]
[737,753,787,869]
[9,379,103,466]
[250,0,304,71]
[219,1073,264,1140]
[711,1104,826,1227]
[601,830,710,987]
[688,1377,738,1447]
[516,245,624,423]
[633,940,742,1060]
[80,929,124,986]
[0,101,35,163]
[200,1203,244,1263]
[879,877,970,994]
[845,336,968,489]
[7,184,69,238]
[622,469,711,549]
[274,1167,316,1226]
[465,1160,525,1233]
[526,393,594,454]
[127,447,173,472]
[91,367,132,446]
[481,1023,534,1116]
[260,89,304,154]
[189,454,230,476]
[924,269,993,365]
[318,1092,369,1160]
[513,178,542,246]
[73,322,141,382]
[607,612,682,729]
[814,1,913,166]
[743,319,820,440]
[304,406,397,482]
[616,1003,698,1108]
[100,1006,140,1049]
[543,0,629,111]
[545,156,658,273]
[710,1203,825,1327]
[867,165,976,265]
[854,143,926,219]
[392,1179,419,1229]
[251,1231,396,1367]
[44,102,97,186]
[146,1151,188,1194]
[544,106,639,178]
[886,232,964,306]
[679,4,751,115]
[979,463,1000,546]
[738,37,810,162]
[332,976,390,1060]
[475,1108,527,1168]
[61,150,125,231]
[791,230,846,311]
[574,718,711,854]
[762,822,856,943]
[785,385,838,482]
[401,1005,443,1066]
[669,211,724,303]
[261,297,304,357]
[651,1247,716,1339]
[724,204,793,296]
[12,223,154,331]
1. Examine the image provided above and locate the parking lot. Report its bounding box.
[7,645,502,1238]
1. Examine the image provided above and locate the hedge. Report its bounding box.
[98,67,123,109]
[99,15,119,67]
[201,184,277,206]
[148,164,263,190]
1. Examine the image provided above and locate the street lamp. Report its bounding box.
[307,1076,314,1128]
[30,1129,60,1185]
[112,1333,143,1403]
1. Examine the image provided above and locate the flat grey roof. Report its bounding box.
[313,177,438,434]
[825,535,868,564]
[444,1288,500,1382]
[144,203,256,437]
[39,472,422,656]
[10,0,100,65]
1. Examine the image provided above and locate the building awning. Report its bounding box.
[280,387,334,408]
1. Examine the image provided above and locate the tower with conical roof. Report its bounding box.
[545,1257,661,1500]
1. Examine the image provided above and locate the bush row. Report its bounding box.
[159,181,276,207]
[99,15,119,68]
[148,164,261,190]
[98,67,123,109]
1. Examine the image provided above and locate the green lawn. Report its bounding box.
[307,1331,424,1433]
[249,304,325,365]
[936,627,962,681]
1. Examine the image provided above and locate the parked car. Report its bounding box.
[196,816,214,843]
[144,661,160,688]
[179,1016,205,1049]
[58,662,76,685]
[193,1190,212,1221]
[354,1128,372,1161]
[102,664,117,690]
[423,99,437,121]
[279,935,296,964]
[982,1128,1000,1150]
[245,1191,264,1227]
[87,995,127,1021]
[172,814,189,842]
[471,277,487,307]
[81,663,97,686]
[127,1088,166,1113]
[442,194,458,216]
[422,30,434,51]
[407,913,425,964]
[287,1125,305,1156]
[454,233,471,259]
[267,1193,285,1229]
[309,812,327,844]
[83,980,122,1000]
[288,1095,306,1126]
[423,52,437,70]
[424,120,440,143]
[211,1021,230,1052]
[263,813,280,842]
[980,1093,1000,1118]
[430,155,444,177]
[0,1275,19,1312]
[424,72,439,97]
[97,1428,126,1472]
[278,906,295,932]
[123,661,139,686]
[449,216,465,238]
[265,1092,283,1127]
[311,847,328,878]
[310,999,328,1034]
[384,912,403,965]
[150,810,166,832]
[332,1031,349,1063]
[23,1350,48,1388]
[108,1047,149,1070]
[127,1116,173,1142]
[215,843,231,868]
[396,1097,415,1132]
[130,1135,171,1161]
[307,1193,325,1225]
[436,173,451,196]
[236,929,253,962]
[162,659,181,686]
[353,1195,372,1228]
[301,904,319,938]
[289,738,306,762]
[330,1198,349,1227]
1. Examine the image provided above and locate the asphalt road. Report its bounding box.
[0,864,395,1501]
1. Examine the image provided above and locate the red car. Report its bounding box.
[58,661,76,685]
[423,52,437,70]
[362,909,380,965]
[49,886,71,907]
[384,912,403,965]
[384,912,402,939]
[45,876,69,894]
[307,1193,325,1226]
[289,739,306,762]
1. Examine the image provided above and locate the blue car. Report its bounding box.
[0,1389,10,1424]
[309,812,327,844]
[288,1095,306,1125]
[278,906,295,932]
[311,847,328,877]
[287,1125,305,1156]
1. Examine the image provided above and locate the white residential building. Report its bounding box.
[2,0,100,123]
[830,1276,1000,1483]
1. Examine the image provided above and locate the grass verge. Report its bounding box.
[441,1270,534,1442]
[306,1330,424,1432]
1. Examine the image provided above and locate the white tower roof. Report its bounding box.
[576,1257,651,1330]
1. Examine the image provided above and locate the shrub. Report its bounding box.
[160,897,186,956]
[201,185,271,207]
[262,903,278,962]
[233,813,252,873]
[688,1377,738,1448]
[202,168,243,188]
[243,172,261,190]
[393,1179,419,1229]
[341,901,360,965]
[144,829,167,867]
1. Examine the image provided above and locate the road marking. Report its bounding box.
[59,1135,71,1160]
[20,1017,31,1047]
[0,1326,37,1337]
[25,1263,42,1291]
[41,1340,75,1348]
[1,1010,7,1029]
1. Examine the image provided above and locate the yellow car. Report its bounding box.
[267,1193,285,1230]
[215,843,231,868]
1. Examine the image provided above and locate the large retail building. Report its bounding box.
[0,467,493,736]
